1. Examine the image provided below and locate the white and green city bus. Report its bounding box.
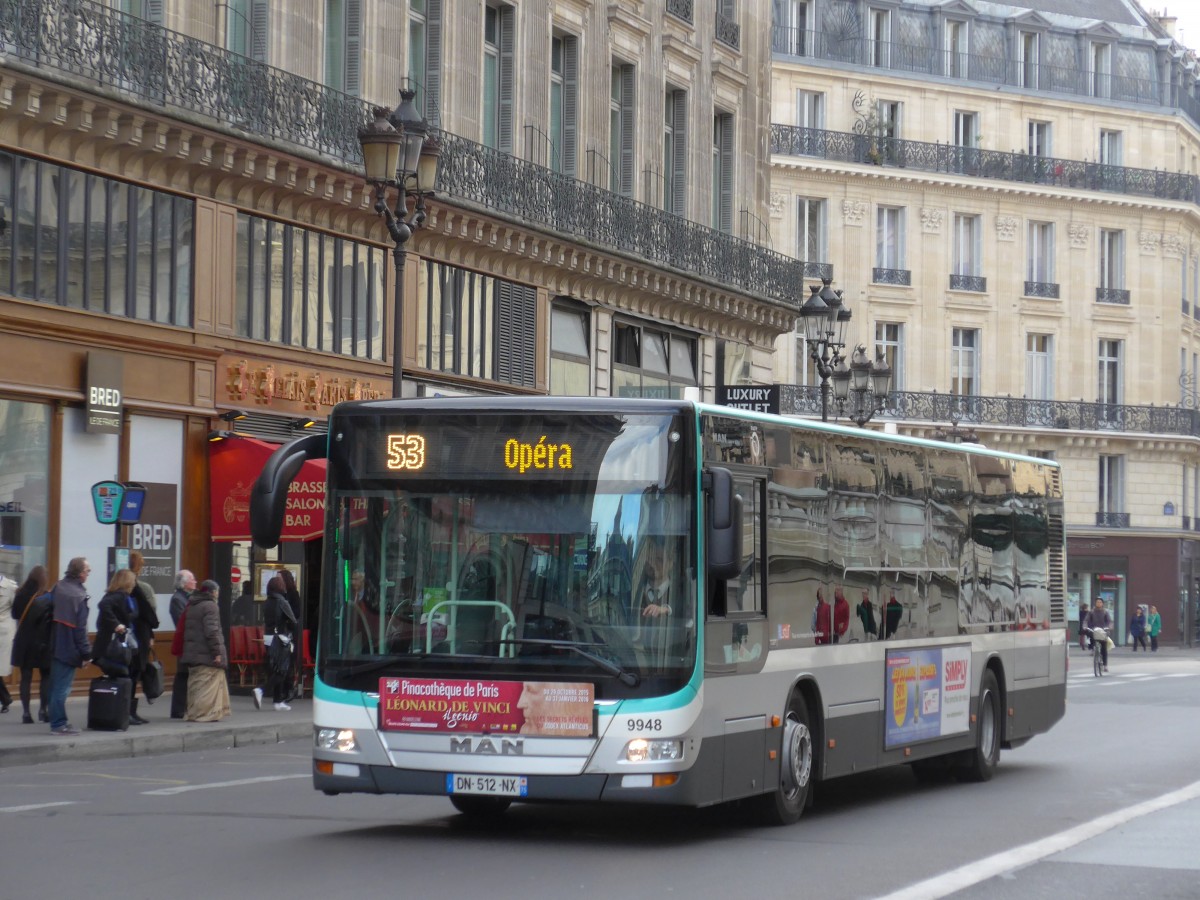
[250,397,1066,823]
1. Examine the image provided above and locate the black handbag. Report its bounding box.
[142,652,164,700]
[105,631,133,668]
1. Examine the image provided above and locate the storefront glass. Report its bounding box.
[0,399,50,583]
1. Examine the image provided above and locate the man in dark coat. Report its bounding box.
[48,557,92,735]
[169,569,196,719]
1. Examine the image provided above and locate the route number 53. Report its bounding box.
[386,434,426,470]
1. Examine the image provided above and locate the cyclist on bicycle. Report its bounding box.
[1085,598,1114,671]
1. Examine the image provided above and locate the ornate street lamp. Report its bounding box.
[802,278,891,425]
[358,87,441,398]
[839,345,892,427]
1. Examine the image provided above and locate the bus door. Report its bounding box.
[705,472,767,673]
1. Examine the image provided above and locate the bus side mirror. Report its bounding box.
[250,433,327,548]
[705,467,743,581]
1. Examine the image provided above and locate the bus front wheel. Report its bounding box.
[956,669,1000,783]
[755,697,814,826]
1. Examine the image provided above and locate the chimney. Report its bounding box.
[1158,15,1178,38]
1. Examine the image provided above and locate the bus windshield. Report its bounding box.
[318,409,696,698]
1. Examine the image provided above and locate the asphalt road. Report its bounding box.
[2,647,1197,900]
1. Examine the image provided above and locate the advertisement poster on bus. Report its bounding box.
[379,677,594,736]
[884,646,971,748]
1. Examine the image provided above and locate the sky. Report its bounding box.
[1162,5,1200,51]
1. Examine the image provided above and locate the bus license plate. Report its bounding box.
[447,774,528,797]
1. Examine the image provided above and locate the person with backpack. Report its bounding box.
[10,565,52,723]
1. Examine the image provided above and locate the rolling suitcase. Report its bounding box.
[87,676,131,731]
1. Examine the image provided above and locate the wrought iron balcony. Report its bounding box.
[715,11,740,50]
[777,385,1200,437]
[1095,512,1131,528]
[1096,287,1131,305]
[872,267,911,286]
[769,124,1200,206]
[1024,281,1060,299]
[770,26,1200,134]
[949,274,986,292]
[0,0,823,310]
[665,0,693,25]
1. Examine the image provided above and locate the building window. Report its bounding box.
[1099,229,1126,300]
[550,299,591,395]
[610,63,635,196]
[409,0,442,125]
[1019,31,1039,88]
[951,327,979,396]
[875,206,905,271]
[1026,221,1055,286]
[483,4,515,152]
[774,0,810,55]
[946,20,968,78]
[236,213,384,360]
[612,321,697,399]
[797,90,824,129]
[1027,121,1051,157]
[951,213,982,290]
[875,322,904,390]
[1098,339,1123,406]
[1091,42,1112,98]
[415,261,535,387]
[121,0,163,21]
[1098,455,1124,516]
[1026,333,1054,400]
[953,110,978,147]
[792,331,820,385]
[712,112,734,233]
[797,198,827,264]
[869,8,890,67]
[225,0,267,61]
[0,152,193,326]
[1099,129,1122,166]
[549,34,578,175]
[324,0,361,96]
[663,89,687,215]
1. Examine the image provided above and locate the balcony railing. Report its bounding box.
[715,11,740,50]
[872,267,911,286]
[777,386,1200,437]
[950,274,986,292]
[1095,512,1131,528]
[665,0,693,25]
[1096,287,1131,305]
[771,26,1200,134]
[769,124,1200,206]
[1024,281,1060,299]
[0,0,824,310]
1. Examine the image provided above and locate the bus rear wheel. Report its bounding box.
[755,696,813,826]
[449,795,512,818]
[956,669,1000,783]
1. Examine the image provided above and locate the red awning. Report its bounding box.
[209,436,327,542]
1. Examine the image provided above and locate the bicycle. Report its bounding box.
[1085,626,1109,677]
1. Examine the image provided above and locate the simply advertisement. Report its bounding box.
[884,646,971,748]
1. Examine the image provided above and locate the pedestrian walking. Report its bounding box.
[1147,604,1162,652]
[181,580,230,722]
[1129,605,1147,652]
[1078,602,1089,651]
[10,565,51,723]
[253,574,297,711]
[279,568,303,700]
[0,571,16,713]
[48,557,93,735]
[168,569,196,719]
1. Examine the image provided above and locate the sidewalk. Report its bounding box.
[0,690,312,769]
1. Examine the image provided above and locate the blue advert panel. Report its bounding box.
[884,646,972,749]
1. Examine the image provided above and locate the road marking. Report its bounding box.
[0,802,78,813]
[142,774,309,796]
[875,779,1200,900]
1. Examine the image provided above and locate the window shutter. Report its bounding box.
[145,0,164,23]
[495,281,537,387]
[498,6,515,154]
[425,0,442,126]
[250,0,268,62]
[719,115,733,233]
[344,0,361,96]
[562,36,578,177]
[619,65,635,196]
[671,90,687,216]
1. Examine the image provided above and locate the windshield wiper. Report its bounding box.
[499,638,641,687]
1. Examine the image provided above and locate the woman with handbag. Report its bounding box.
[127,551,161,709]
[10,565,51,723]
[93,568,148,725]
[253,575,297,711]
[181,580,230,722]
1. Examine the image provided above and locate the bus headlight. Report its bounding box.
[315,728,358,752]
[625,738,683,763]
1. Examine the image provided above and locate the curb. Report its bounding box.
[0,720,312,769]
